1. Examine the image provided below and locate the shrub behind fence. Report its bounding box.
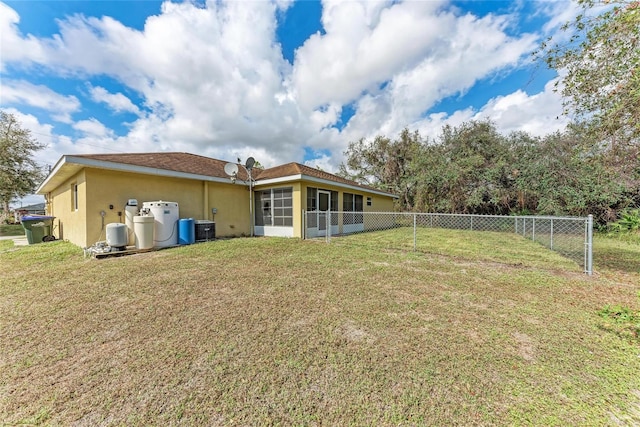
[303,211,593,275]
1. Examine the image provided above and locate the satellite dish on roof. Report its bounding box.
[245,157,255,170]
[224,162,239,177]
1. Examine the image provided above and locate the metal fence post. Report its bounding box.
[413,213,417,252]
[327,209,331,243]
[586,215,593,275]
[550,219,554,250]
[532,218,536,242]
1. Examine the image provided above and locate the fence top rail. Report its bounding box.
[303,211,590,222]
[411,213,590,221]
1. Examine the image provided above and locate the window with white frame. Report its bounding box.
[255,187,293,227]
[71,183,78,211]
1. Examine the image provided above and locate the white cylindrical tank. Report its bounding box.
[106,223,128,249]
[124,200,138,246]
[133,215,154,250]
[142,201,179,248]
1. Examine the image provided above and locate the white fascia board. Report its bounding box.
[254,174,304,186]
[256,174,398,198]
[36,155,69,194]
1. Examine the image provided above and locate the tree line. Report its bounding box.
[339,120,639,225]
[340,0,640,226]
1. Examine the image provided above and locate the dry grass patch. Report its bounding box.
[1,234,639,426]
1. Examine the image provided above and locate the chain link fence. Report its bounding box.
[303,211,593,275]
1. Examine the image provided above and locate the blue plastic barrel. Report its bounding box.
[178,218,195,245]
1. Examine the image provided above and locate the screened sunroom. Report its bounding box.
[251,162,396,239]
[254,187,294,237]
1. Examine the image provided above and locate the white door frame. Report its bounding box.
[317,190,331,236]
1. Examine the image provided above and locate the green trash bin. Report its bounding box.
[21,216,55,244]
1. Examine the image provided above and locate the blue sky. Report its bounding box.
[0,0,576,206]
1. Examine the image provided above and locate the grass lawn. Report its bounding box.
[0,224,25,237]
[1,230,639,425]
[0,239,14,251]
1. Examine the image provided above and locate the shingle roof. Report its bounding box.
[69,152,394,196]
[254,162,389,194]
[75,152,251,180]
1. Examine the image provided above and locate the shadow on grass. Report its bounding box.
[597,322,640,345]
[595,237,640,274]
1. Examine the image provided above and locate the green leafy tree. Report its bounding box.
[512,125,629,223]
[343,119,631,221]
[506,131,542,214]
[413,120,517,214]
[0,111,46,213]
[409,142,451,213]
[339,128,423,209]
[537,0,640,191]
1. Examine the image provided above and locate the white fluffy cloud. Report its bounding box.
[0,3,47,68]
[1,0,570,174]
[291,1,447,110]
[475,79,569,136]
[405,78,569,140]
[88,86,141,116]
[0,80,80,123]
[73,118,113,138]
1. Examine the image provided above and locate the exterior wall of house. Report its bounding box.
[84,168,201,246]
[363,192,395,231]
[48,167,251,247]
[45,164,395,247]
[86,168,252,244]
[301,183,395,210]
[292,183,303,237]
[364,193,395,213]
[206,181,252,237]
[47,169,88,246]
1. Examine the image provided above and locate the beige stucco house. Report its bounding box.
[36,152,397,248]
